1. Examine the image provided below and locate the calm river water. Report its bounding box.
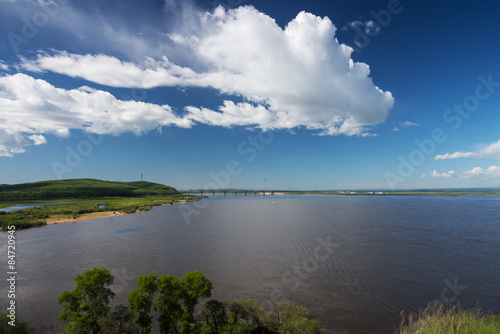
[1,195,499,333]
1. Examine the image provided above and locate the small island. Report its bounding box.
[0,179,199,230]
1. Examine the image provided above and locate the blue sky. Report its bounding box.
[0,0,500,190]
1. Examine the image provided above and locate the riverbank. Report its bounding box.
[0,196,201,230]
[397,303,500,333]
[43,198,195,226]
[45,211,127,225]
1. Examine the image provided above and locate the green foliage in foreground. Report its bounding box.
[57,268,326,334]
[153,270,213,333]
[397,303,500,334]
[198,299,326,334]
[0,313,33,333]
[127,273,158,333]
[58,268,115,334]
[0,179,180,200]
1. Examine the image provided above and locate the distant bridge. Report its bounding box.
[183,189,276,196]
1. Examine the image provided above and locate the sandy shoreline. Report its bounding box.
[43,199,194,226]
[45,211,127,225]
[0,200,197,230]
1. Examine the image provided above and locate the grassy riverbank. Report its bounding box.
[0,179,198,230]
[0,195,198,230]
[397,304,500,333]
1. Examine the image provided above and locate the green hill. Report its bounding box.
[0,179,180,200]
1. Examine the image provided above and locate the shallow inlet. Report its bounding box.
[0,202,95,212]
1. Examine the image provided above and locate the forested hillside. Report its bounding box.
[0,179,180,200]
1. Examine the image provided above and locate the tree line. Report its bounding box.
[4,267,499,333]
[0,179,180,200]
[55,268,326,334]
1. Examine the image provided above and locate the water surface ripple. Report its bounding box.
[1,195,499,333]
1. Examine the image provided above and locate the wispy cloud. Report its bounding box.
[21,52,200,88]
[434,139,500,160]
[401,121,419,127]
[391,120,419,132]
[434,151,477,160]
[2,0,188,61]
[459,166,500,179]
[345,20,381,48]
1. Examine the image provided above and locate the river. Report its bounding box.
[1,195,499,333]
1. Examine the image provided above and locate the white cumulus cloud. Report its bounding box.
[0,73,191,157]
[28,134,47,145]
[430,170,456,178]
[434,139,500,160]
[185,101,275,129]
[459,166,500,179]
[434,151,477,160]
[21,6,394,137]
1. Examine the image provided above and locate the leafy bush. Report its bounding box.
[56,268,327,334]
[0,313,33,333]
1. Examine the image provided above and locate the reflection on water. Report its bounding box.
[0,195,499,333]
